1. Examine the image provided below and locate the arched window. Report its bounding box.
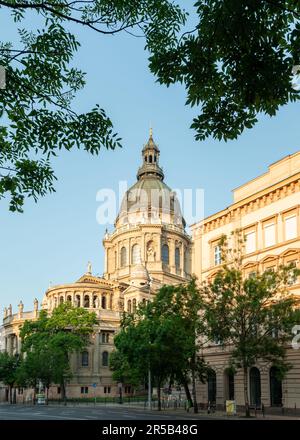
[250,367,261,407]
[175,247,180,269]
[84,295,90,308]
[102,351,109,367]
[162,244,169,264]
[75,295,80,307]
[149,155,152,163]
[101,295,106,309]
[59,296,64,304]
[120,247,127,267]
[133,299,137,313]
[93,295,98,308]
[184,249,190,273]
[132,244,140,264]
[154,155,157,163]
[127,300,132,313]
[81,351,89,367]
[207,370,216,403]
[110,294,113,309]
[270,366,282,407]
[67,295,72,303]
[142,298,146,305]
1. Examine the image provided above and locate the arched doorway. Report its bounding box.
[250,367,261,407]
[270,367,282,406]
[224,370,235,400]
[207,370,216,404]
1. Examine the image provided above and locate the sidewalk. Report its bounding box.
[158,407,300,420]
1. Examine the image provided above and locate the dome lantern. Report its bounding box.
[137,128,164,181]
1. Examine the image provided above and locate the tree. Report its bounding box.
[0,0,185,211]
[16,346,65,404]
[0,352,21,403]
[200,232,300,417]
[20,302,97,401]
[114,281,210,412]
[150,1,300,141]
[110,350,141,390]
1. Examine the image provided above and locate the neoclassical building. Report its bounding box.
[0,131,192,402]
[191,151,300,411]
[1,136,300,410]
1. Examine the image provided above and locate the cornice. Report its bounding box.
[199,173,300,234]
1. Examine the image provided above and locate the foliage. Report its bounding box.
[0,351,21,403]
[0,0,186,211]
[150,1,300,141]
[20,302,97,397]
[0,351,20,387]
[113,280,210,411]
[109,350,141,388]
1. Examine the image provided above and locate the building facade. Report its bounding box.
[1,136,300,409]
[191,151,300,411]
[0,131,192,402]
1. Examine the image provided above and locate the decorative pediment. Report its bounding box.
[123,284,151,296]
[260,255,278,264]
[243,261,258,270]
[76,274,115,287]
[280,248,300,258]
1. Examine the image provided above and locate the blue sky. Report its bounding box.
[1,4,300,317]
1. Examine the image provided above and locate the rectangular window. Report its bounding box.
[264,223,276,247]
[104,386,111,394]
[287,261,298,285]
[285,215,297,241]
[214,245,221,266]
[245,231,256,254]
[57,387,61,394]
[101,332,109,344]
[80,387,88,394]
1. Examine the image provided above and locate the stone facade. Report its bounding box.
[1,137,300,409]
[191,151,300,411]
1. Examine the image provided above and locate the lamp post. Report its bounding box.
[148,367,152,410]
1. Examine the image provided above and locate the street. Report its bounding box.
[0,404,218,420]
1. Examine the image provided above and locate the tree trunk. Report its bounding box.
[46,387,49,405]
[33,387,36,405]
[9,386,12,404]
[182,376,193,408]
[191,367,198,414]
[157,378,161,411]
[243,366,250,417]
[61,381,67,404]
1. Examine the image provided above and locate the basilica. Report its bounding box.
[1,133,300,411]
[1,131,192,401]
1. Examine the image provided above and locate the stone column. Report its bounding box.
[170,239,175,273]
[181,241,184,277]
[157,232,162,261]
[141,232,146,262]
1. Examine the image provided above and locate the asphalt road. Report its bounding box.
[0,404,218,420]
